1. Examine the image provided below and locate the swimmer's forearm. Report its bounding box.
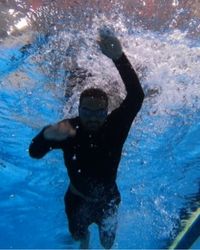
[29,126,54,159]
[29,121,75,158]
[113,53,144,101]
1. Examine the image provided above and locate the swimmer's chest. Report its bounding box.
[64,125,117,163]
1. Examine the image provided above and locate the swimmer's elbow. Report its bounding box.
[137,92,145,110]
[29,149,43,159]
[129,89,145,108]
[29,143,45,159]
[141,91,145,105]
[133,91,145,113]
[139,90,145,103]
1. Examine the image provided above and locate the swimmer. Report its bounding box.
[29,29,144,249]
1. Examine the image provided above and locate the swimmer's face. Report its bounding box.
[79,97,108,132]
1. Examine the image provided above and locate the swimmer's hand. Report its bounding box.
[98,27,122,60]
[43,120,76,141]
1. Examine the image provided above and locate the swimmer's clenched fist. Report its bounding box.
[98,28,122,60]
[44,120,76,141]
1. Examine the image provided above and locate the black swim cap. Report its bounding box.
[80,88,108,107]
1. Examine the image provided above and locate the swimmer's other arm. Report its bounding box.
[29,120,75,159]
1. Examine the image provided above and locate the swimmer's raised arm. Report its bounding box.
[98,29,144,145]
[98,29,144,109]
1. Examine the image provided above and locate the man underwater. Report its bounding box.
[29,30,144,249]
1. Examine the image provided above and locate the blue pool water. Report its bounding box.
[0,1,200,249]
